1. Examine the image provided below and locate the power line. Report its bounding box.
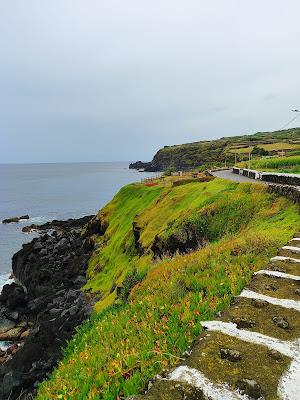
[280,112,300,130]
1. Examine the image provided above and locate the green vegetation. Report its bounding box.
[135,127,300,171]
[229,141,300,154]
[238,155,300,173]
[37,179,300,399]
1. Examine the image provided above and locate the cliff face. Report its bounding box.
[129,127,300,171]
[129,140,228,171]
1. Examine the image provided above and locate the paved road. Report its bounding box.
[212,169,262,183]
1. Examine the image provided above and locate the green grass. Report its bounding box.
[238,155,300,173]
[86,179,243,310]
[84,183,164,306]
[37,179,300,400]
[229,142,300,154]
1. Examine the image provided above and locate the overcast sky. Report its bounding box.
[0,0,300,163]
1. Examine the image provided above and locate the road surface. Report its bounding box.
[211,169,262,183]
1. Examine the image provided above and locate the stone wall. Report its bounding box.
[234,168,300,187]
[261,173,300,186]
[267,184,300,204]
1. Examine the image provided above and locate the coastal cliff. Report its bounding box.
[1,175,299,399]
[34,178,299,399]
[129,127,300,171]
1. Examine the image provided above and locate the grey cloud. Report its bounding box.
[0,0,300,163]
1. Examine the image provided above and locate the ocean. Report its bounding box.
[0,162,156,290]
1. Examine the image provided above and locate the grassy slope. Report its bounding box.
[238,155,300,173]
[85,184,164,308]
[37,179,300,400]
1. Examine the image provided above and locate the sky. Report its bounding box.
[0,0,300,163]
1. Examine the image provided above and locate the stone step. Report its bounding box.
[278,247,300,260]
[216,296,300,341]
[246,273,300,301]
[255,269,300,281]
[131,330,291,400]
[180,331,290,399]
[271,256,300,264]
[282,246,300,254]
[288,238,300,248]
[240,289,300,312]
[266,259,300,277]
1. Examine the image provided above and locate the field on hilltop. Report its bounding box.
[238,155,300,174]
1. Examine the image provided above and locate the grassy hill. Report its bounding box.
[130,127,300,171]
[36,179,300,399]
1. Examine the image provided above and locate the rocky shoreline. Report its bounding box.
[0,215,96,399]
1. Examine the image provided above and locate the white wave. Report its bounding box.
[0,273,14,292]
[19,216,48,224]
[0,341,12,351]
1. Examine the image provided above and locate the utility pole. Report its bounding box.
[248,150,251,169]
[280,109,300,155]
[235,151,237,166]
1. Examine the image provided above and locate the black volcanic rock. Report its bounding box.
[21,215,94,233]
[129,161,152,170]
[0,215,96,399]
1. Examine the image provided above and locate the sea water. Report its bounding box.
[0,162,156,286]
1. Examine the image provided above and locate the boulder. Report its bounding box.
[2,217,20,224]
[2,215,29,224]
[19,215,29,220]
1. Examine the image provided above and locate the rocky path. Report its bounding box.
[131,236,300,400]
